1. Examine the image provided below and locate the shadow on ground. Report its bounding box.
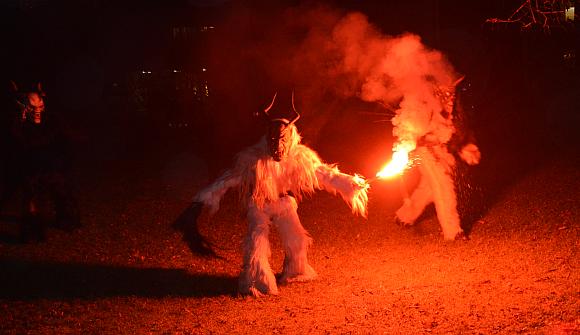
[0,259,237,300]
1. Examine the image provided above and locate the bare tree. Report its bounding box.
[486,0,575,32]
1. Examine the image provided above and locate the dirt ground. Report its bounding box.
[0,136,578,335]
[1,1,578,333]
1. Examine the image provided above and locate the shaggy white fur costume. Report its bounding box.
[396,145,479,240]
[393,83,481,240]
[194,124,368,296]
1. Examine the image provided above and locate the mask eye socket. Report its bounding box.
[269,123,287,138]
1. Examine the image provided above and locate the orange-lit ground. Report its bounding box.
[2,0,579,332]
[0,138,578,334]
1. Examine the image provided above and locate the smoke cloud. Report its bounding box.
[206,2,460,154]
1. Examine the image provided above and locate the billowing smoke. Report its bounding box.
[288,9,459,150]
[206,3,460,157]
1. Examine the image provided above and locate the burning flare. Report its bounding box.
[376,141,415,179]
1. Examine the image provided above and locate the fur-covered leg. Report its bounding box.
[419,148,463,240]
[274,196,317,285]
[396,175,433,226]
[239,205,278,297]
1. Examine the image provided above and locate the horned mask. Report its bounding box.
[13,82,46,124]
[434,76,464,119]
[262,91,300,162]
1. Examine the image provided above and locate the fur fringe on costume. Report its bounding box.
[396,146,462,239]
[194,124,368,296]
[195,124,369,217]
[394,80,481,240]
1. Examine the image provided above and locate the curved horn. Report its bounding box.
[289,90,300,124]
[36,82,46,97]
[263,92,277,116]
[453,75,465,87]
[10,80,18,93]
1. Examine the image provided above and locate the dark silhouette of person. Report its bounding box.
[0,81,80,242]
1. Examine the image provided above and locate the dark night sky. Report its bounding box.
[0,0,573,105]
[1,0,576,167]
[0,0,520,77]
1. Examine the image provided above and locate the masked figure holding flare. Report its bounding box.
[177,90,369,297]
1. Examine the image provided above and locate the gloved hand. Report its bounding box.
[459,143,481,165]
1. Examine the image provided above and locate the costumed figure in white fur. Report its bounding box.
[393,76,481,240]
[187,90,369,297]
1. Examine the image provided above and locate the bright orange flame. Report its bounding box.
[376,150,409,179]
[376,142,414,179]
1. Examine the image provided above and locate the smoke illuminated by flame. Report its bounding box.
[208,5,460,169]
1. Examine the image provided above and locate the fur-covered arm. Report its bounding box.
[315,164,369,218]
[193,170,242,215]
